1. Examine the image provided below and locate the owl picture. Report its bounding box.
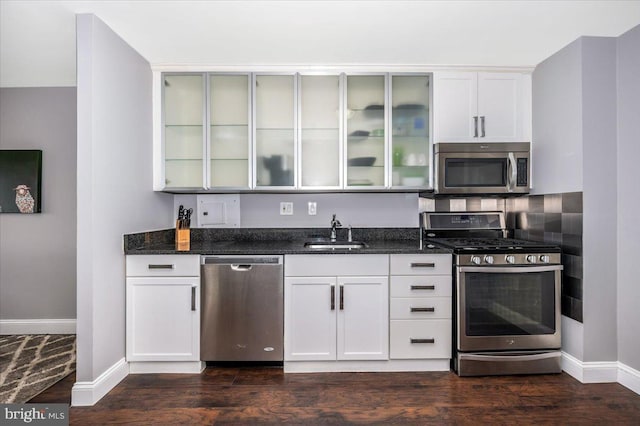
[14,184,35,213]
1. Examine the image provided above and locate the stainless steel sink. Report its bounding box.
[304,241,366,250]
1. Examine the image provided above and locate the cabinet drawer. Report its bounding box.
[389,254,451,275]
[284,254,389,277]
[390,298,452,320]
[390,320,452,359]
[390,275,452,297]
[126,255,200,277]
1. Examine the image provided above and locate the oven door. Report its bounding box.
[457,265,562,352]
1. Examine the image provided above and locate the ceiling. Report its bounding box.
[1,0,639,87]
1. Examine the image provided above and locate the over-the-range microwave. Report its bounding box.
[434,142,530,195]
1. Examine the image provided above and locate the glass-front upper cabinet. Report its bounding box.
[209,74,251,189]
[163,74,205,189]
[299,75,342,188]
[254,74,296,188]
[345,75,386,188]
[390,74,431,188]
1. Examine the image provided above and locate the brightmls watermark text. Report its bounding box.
[1,404,68,425]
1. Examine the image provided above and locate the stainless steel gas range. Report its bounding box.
[422,211,563,376]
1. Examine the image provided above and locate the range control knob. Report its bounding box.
[484,255,495,265]
[505,255,516,264]
[470,256,482,265]
[526,255,537,264]
[540,255,551,263]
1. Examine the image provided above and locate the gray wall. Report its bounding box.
[532,36,619,363]
[75,14,173,384]
[580,37,618,363]
[0,87,77,321]
[616,24,640,372]
[531,38,583,195]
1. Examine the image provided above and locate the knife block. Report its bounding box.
[175,220,190,251]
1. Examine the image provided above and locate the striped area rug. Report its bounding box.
[0,334,76,403]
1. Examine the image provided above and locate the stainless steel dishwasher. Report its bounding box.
[200,255,283,362]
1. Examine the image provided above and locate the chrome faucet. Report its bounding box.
[330,214,342,242]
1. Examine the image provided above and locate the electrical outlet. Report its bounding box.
[308,202,317,215]
[280,202,293,215]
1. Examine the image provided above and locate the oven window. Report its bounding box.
[445,158,507,187]
[464,271,556,336]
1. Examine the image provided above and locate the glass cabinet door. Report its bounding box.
[345,75,386,188]
[209,74,250,188]
[163,74,205,188]
[254,75,296,188]
[390,74,431,188]
[299,75,341,188]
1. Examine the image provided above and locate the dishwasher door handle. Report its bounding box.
[230,264,253,271]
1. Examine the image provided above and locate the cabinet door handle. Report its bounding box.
[410,338,435,344]
[473,116,479,137]
[330,285,335,310]
[410,307,435,313]
[191,286,196,311]
[410,285,436,290]
[339,285,344,310]
[410,262,435,268]
[480,116,486,137]
[148,264,174,270]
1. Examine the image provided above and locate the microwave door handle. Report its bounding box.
[507,152,517,192]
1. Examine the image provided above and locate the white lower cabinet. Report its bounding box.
[389,254,453,360]
[284,255,389,362]
[126,255,203,373]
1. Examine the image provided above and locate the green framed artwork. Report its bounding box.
[0,150,42,213]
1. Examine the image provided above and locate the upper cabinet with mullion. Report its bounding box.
[163,74,206,189]
[254,74,297,189]
[345,74,388,189]
[434,71,528,143]
[298,74,343,189]
[390,74,432,189]
[208,73,251,189]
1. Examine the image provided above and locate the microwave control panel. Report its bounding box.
[517,158,528,187]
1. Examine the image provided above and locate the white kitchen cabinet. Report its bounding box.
[284,255,389,362]
[434,71,528,142]
[126,255,203,373]
[389,254,452,360]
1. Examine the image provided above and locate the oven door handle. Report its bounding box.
[459,352,561,362]
[458,265,563,274]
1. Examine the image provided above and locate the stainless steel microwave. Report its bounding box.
[434,142,530,195]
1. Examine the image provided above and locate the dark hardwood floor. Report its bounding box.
[30,368,640,425]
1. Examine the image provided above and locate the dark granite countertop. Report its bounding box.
[124,228,452,256]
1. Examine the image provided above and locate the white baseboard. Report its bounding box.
[0,319,76,335]
[618,362,640,395]
[284,359,450,373]
[71,358,129,406]
[562,351,640,395]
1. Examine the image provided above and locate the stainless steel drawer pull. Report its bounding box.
[410,285,436,290]
[410,262,435,268]
[473,116,479,138]
[410,338,435,344]
[148,264,174,269]
[410,307,435,312]
[191,286,196,311]
[480,116,486,137]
